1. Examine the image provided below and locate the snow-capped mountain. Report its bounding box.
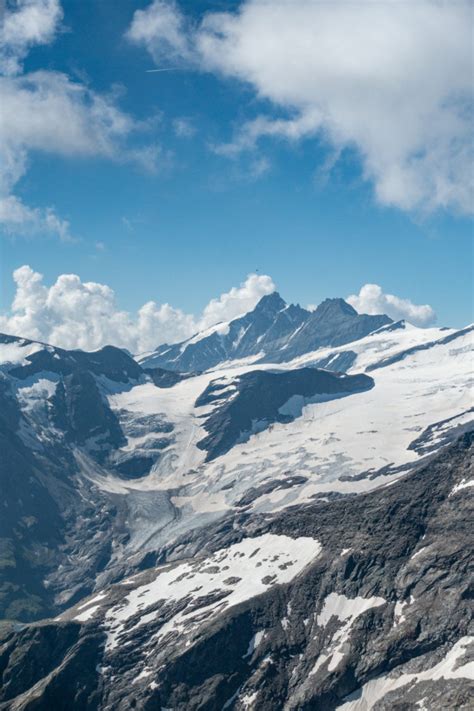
[139,293,392,372]
[0,297,472,710]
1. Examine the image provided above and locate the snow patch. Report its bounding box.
[240,691,258,708]
[74,605,100,622]
[317,593,386,628]
[186,320,231,346]
[278,390,356,418]
[243,630,266,658]
[450,478,474,496]
[339,636,474,710]
[393,600,408,626]
[105,534,321,653]
[310,593,385,675]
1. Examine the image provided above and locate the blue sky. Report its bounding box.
[0,0,472,350]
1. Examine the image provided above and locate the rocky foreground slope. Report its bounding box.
[0,432,472,710]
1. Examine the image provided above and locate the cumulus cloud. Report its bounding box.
[126,0,192,66]
[347,284,436,327]
[199,273,275,330]
[0,0,62,75]
[0,266,276,352]
[0,1,159,240]
[128,0,473,214]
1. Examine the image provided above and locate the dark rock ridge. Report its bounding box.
[140,293,392,372]
[144,366,192,388]
[0,377,64,621]
[50,370,126,456]
[195,368,374,461]
[0,335,177,474]
[0,432,471,710]
[0,380,118,621]
[5,339,143,384]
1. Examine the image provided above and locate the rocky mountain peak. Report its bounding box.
[139,292,393,371]
[253,291,287,314]
[313,297,359,320]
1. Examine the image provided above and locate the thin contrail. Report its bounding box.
[145,68,177,73]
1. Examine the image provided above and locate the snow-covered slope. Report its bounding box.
[0,306,473,711]
[87,322,473,558]
[65,533,322,656]
[1,319,471,602]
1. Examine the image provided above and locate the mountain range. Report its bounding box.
[138,294,392,371]
[0,292,472,710]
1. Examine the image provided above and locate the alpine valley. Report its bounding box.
[0,292,472,710]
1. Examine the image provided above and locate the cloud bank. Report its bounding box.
[0,266,438,353]
[128,0,473,215]
[347,284,436,327]
[0,266,276,352]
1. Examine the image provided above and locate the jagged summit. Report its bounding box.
[139,292,392,371]
[314,297,358,319]
[253,291,287,314]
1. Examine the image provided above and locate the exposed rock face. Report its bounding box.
[144,366,191,388]
[0,433,472,710]
[50,370,126,454]
[140,294,391,372]
[266,298,391,363]
[0,377,64,621]
[195,368,374,461]
[7,341,143,383]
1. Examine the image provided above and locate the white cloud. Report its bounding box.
[128,0,473,215]
[0,2,159,241]
[199,272,275,330]
[0,266,276,352]
[0,0,63,76]
[0,194,72,240]
[126,0,192,66]
[172,117,196,138]
[0,71,135,156]
[0,70,143,240]
[347,283,436,327]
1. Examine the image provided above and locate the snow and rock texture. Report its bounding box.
[0,315,472,624]
[100,533,322,655]
[0,294,473,709]
[0,433,472,710]
[139,293,392,372]
[0,335,175,621]
[103,320,471,537]
[195,368,374,461]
